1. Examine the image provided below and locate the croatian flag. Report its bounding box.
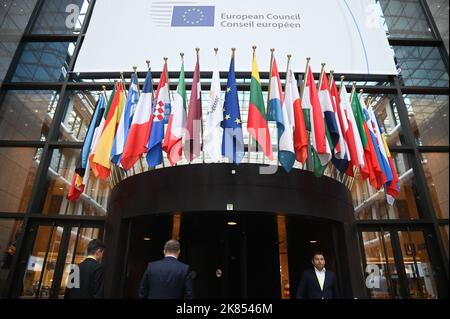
[147,63,170,167]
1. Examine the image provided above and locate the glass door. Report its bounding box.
[20,223,102,299]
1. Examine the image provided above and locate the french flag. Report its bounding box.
[147,63,170,167]
[121,69,154,170]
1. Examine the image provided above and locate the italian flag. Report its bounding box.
[163,61,187,165]
[247,52,273,160]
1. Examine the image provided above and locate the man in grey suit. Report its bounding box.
[139,239,193,299]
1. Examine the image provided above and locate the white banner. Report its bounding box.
[74,0,397,74]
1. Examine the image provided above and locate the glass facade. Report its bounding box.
[0,0,448,299]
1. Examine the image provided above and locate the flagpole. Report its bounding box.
[194,48,205,164]
[317,63,326,90]
[300,57,310,99]
[328,70,334,90]
[120,72,128,98]
[339,75,345,95]
[133,66,140,96]
[266,48,275,114]
[285,54,291,101]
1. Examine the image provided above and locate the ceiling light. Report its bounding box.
[227,221,237,226]
[309,240,318,244]
[143,237,151,241]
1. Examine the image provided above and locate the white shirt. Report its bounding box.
[314,267,326,291]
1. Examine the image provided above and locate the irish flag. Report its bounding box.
[247,51,273,160]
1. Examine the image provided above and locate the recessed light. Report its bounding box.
[227,221,237,226]
[309,240,318,244]
[143,237,151,241]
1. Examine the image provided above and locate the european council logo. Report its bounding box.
[171,6,215,27]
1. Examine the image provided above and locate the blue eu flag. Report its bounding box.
[222,56,244,164]
[171,6,215,27]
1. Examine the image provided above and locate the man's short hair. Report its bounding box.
[164,239,180,253]
[312,251,325,260]
[87,239,105,255]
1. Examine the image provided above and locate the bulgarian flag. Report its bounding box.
[163,60,187,166]
[247,51,273,160]
[92,82,125,180]
[302,65,331,176]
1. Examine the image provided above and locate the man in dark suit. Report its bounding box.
[139,239,193,299]
[296,251,340,299]
[65,239,105,299]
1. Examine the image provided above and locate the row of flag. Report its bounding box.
[67,48,400,205]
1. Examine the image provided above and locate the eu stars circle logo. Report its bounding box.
[182,8,205,25]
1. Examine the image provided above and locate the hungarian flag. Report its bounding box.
[222,54,245,164]
[269,56,294,172]
[92,82,125,180]
[163,61,187,166]
[184,54,202,162]
[302,66,331,176]
[204,52,223,162]
[285,67,308,165]
[248,52,273,160]
[147,63,170,167]
[340,86,367,178]
[111,74,139,165]
[121,69,154,170]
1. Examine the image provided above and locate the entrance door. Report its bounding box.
[180,213,280,299]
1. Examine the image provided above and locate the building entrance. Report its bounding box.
[123,213,340,299]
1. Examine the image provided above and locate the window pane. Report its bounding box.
[440,225,449,259]
[364,94,405,146]
[31,0,89,35]
[0,90,59,141]
[21,225,56,298]
[59,90,104,142]
[0,0,38,84]
[379,0,434,38]
[397,231,439,299]
[42,148,109,216]
[0,147,42,213]
[403,95,449,146]
[0,219,23,295]
[421,153,449,219]
[11,42,75,82]
[426,0,450,53]
[394,46,449,87]
[352,153,421,220]
[361,231,402,298]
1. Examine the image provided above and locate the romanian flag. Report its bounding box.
[67,173,84,202]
